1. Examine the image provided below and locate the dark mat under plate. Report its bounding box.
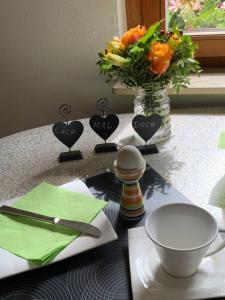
[0,168,195,300]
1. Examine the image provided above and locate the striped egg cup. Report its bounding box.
[114,162,146,221]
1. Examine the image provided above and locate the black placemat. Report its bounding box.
[0,168,190,300]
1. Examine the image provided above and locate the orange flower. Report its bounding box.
[121,25,146,47]
[148,42,173,74]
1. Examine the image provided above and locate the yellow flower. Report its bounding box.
[107,36,125,53]
[169,34,182,50]
[105,53,130,67]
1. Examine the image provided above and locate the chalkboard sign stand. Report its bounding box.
[58,150,83,162]
[90,98,119,154]
[136,144,158,155]
[132,98,162,155]
[95,142,117,153]
[53,104,84,163]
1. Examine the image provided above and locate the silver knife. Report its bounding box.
[0,205,101,238]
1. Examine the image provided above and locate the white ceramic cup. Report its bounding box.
[145,203,225,277]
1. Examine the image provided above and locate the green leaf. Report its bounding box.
[137,21,162,45]
[129,45,144,56]
[187,58,198,64]
[176,86,180,94]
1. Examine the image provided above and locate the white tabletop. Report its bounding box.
[1,108,225,208]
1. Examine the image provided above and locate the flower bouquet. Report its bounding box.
[97,21,201,143]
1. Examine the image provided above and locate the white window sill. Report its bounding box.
[112,69,225,96]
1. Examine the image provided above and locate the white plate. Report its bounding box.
[0,180,117,279]
[128,227,225,300]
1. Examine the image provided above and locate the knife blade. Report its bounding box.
[0,205,101,238]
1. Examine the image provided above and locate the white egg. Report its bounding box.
[116,145,144,170]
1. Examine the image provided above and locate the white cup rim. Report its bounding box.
[145,203,219,252]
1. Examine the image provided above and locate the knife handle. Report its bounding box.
[0,205,54,223]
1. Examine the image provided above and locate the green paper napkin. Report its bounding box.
[218,131,225,149]
[0,182,107,264]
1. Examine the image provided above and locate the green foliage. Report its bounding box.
[168,0,225,30]
[169,9,186,30]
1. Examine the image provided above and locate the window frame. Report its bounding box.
[126,0,225,67]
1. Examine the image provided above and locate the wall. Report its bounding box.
[0,0,132,137]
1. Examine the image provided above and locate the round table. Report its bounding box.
[1,108,225,207]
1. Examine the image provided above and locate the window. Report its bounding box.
[126,0,225,67]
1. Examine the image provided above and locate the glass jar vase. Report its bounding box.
[133,87,171,144]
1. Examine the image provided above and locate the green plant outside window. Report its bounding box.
[168,0,225,30]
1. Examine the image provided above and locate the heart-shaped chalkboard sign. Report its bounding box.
[53,121,84,149]
[89,114,119,141]
[132,114,162,142]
